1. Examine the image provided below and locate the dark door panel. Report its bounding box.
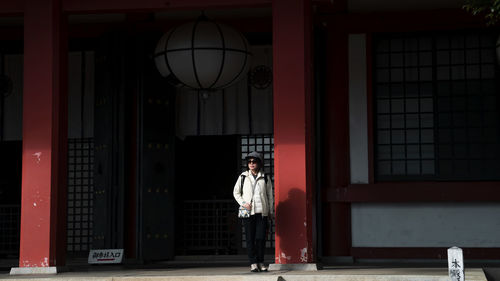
[93,33,126,250]
[136,34,175,261]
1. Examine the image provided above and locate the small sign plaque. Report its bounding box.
[88,249,124,264]
[448,247,464,281]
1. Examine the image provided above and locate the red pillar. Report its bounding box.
[323,27,351,257]
[14,0,68,272]
[272,0,315,267]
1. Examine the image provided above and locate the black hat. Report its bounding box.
[245,151,263,163]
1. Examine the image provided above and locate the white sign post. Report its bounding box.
[88,249,124,264]
[448,246,465,281]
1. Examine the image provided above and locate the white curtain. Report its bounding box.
[2,55,23,141]
[176,46,273,138]
[68,51,95,139]
[1,52,95,140]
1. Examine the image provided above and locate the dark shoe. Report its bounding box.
[258,263,268,272]
[250,263,259,272]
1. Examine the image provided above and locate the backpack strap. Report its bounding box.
[242,173,268,192]
[240,174,246,191]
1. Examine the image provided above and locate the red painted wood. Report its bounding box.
[55,16,69,267]
[63,0,271,13]
[1,0,334,14]
[351,247,500,259]
[325,182,500,202]
[323,203,351,257]
[273,0,314,264]
[0,27,23,41]
[321,9,488,33]
[314,0,346,13]
[321,25,351,257]
[0,1,23,15]
[20,0,67,267]
[67,18,271,39]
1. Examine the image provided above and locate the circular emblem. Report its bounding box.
[250,65,272,90]
[0,75,13,97]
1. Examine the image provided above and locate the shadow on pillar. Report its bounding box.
[275,188,308,263]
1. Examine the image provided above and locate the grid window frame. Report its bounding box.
[182,200,239,255]
[67,138,94,254]
[373,31,500,181]
[0,205,20,255]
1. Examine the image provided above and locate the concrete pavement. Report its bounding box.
[0,266,488,281]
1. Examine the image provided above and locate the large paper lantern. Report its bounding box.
[154,15,252,90]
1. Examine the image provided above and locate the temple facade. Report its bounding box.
[0,0,498,272]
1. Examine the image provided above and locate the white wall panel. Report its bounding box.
[349,34,369,184]
[352,203,500,247]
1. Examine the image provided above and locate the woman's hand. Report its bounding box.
[243,203,252,210]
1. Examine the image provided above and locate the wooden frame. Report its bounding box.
[352,247,500,259]
[320,8,500,259]
[325,182,500,202]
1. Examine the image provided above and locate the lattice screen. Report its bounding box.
[182,200,239,255]
[67,138,94,253]
[374,32,500,180]
[0,205,20,256]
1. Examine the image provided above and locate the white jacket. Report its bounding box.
[233,170,274,216]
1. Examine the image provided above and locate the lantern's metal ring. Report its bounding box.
[218,27,250,90]
[163,26,180,88]
[208,21,226,89]
[153,47,252,57]
[154,48,252,90]
[191,17,203,89]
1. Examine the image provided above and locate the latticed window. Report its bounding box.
[374,32,500,181]
[240,135,274,180]
[0,205,20,255]
[67,138,94,254]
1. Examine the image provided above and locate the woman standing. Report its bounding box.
[233,151,274,272]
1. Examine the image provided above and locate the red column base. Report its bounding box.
[269,263,321,271]
[10,266,63,275]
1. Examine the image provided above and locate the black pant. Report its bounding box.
[242,213,267,265]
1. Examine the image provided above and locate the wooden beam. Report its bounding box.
[0,27,23,41]
[351,247,500,259]
[321,28,351,257]
[63,0,271,13]
[320,9,488,33]
[0,2,23,16]
[65,17,271,39]
[0,0,337,15]
[325,182,500,203]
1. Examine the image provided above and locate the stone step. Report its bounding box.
[1,267,487,281]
